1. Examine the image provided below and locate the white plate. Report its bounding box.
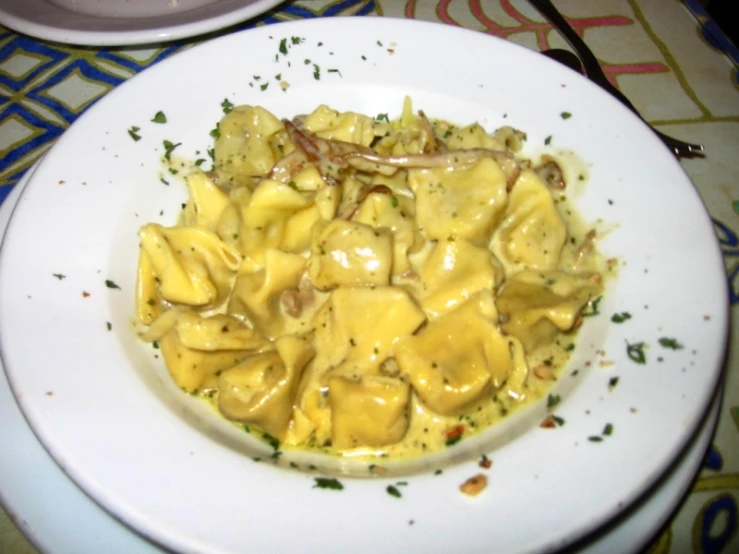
[0,0,283,46]
[0,17,728,554]
[0,163,723,554]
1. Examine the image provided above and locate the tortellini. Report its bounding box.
[134,100,604,460]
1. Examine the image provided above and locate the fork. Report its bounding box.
[529,0,705,158]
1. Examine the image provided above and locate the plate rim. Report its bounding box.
[0,0,285,46]
[0,16,730,554]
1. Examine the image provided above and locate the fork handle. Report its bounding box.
[528,0,640,114]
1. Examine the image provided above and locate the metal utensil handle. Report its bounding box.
[528,0,640,114]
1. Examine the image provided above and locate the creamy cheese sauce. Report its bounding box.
[134,100,606,464]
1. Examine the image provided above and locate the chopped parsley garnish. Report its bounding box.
[52,273,66,280]
[391,196,399,208]
[581,296,602,317]
[434,469,443,475]
[564,343,575,352]
[313,64,321,80]
[560,111,572,119]
[275,73,282,80]
[151,111,167,124]
[658,337,683,350]
[626,341,647,364]
[263,432,280,450]
[221,98,234,114]
[603,423,614,436]
[611,312,632,323]
[328,68,342,77]
[608,376,620,390]
[588,436,603,443]
[105,279,120,290]
[375,113,390,122]
[160,178,170,186]
[313,477,344,490]
[377,40,383,46]
[386,485,402,498]
[544,135,552,145]
[260,82,269,91]
[210,125,221,139]
[194,158,206,167]
[163,140,181,161]
[547,393,561,409]
[128,126,141,141]
[106,322,112,331]
[291,36,304,45]
[279,38,288,55]
[152,341,159,349]
[552,415,565,426]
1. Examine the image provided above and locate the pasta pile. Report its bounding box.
[135,99,603,458]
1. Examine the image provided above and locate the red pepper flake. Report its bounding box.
[445,424,464,441]
[82,291,91,298]
[460,474,487,496]
[540,415,557,428]
[630,407,638,413]
[45,391,53,396]
[58,180,65,185]
[387,48,395,54]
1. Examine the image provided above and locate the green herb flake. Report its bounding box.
[313,477,344,490]
[391,196,399,208]
[163,140,181,161]
[128,126,141,141]
[361,55,367,61]
[328,68,342,77]
[152,341,159,350]
[292,36,304,45]
[608,376,620,390]
[279,38,288,55]
[263,433,280,450]
[581,296,602,317]
[106,322,112,331]
[658,337,683,350]
[260,82,269,91]
[160,178,170,186]
[275,73,282,80]
[626,341,647,364]
[386,485,402,498]
[564,343,575,352]
[375,113,390,122]
[313,64,321,80]
[52,273,66,280]
[588,436,603,443]
[546,393,561,409]
[611,312,632,323]
[105,279,121,290]
[151,111,167,124]
[544,135,552,145]
[603,423,614,436]
[377,40,383,47]
[434,469,443,475]
[210,125,221,139]
[194,158,206,167]
[221,98,234,114]
[552,415,565,426]
[561,111,572,120]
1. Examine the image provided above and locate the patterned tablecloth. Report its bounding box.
[0,1,737,552]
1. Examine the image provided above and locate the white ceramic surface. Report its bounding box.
[0,18,728,554]
[0,0,284,46]
[0,162,723,554]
